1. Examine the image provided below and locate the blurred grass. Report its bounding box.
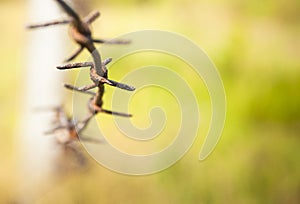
[1,0,300,203]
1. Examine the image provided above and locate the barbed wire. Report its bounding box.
[27,0,134,166]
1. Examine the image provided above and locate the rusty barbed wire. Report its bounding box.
[27,0,135,166]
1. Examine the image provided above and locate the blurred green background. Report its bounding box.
[1,0,300,203]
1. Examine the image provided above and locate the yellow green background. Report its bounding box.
[1,0,299,203]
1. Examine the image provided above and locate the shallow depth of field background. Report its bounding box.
[1,0,300,203]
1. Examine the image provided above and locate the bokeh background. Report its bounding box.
[1,0,300,203]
